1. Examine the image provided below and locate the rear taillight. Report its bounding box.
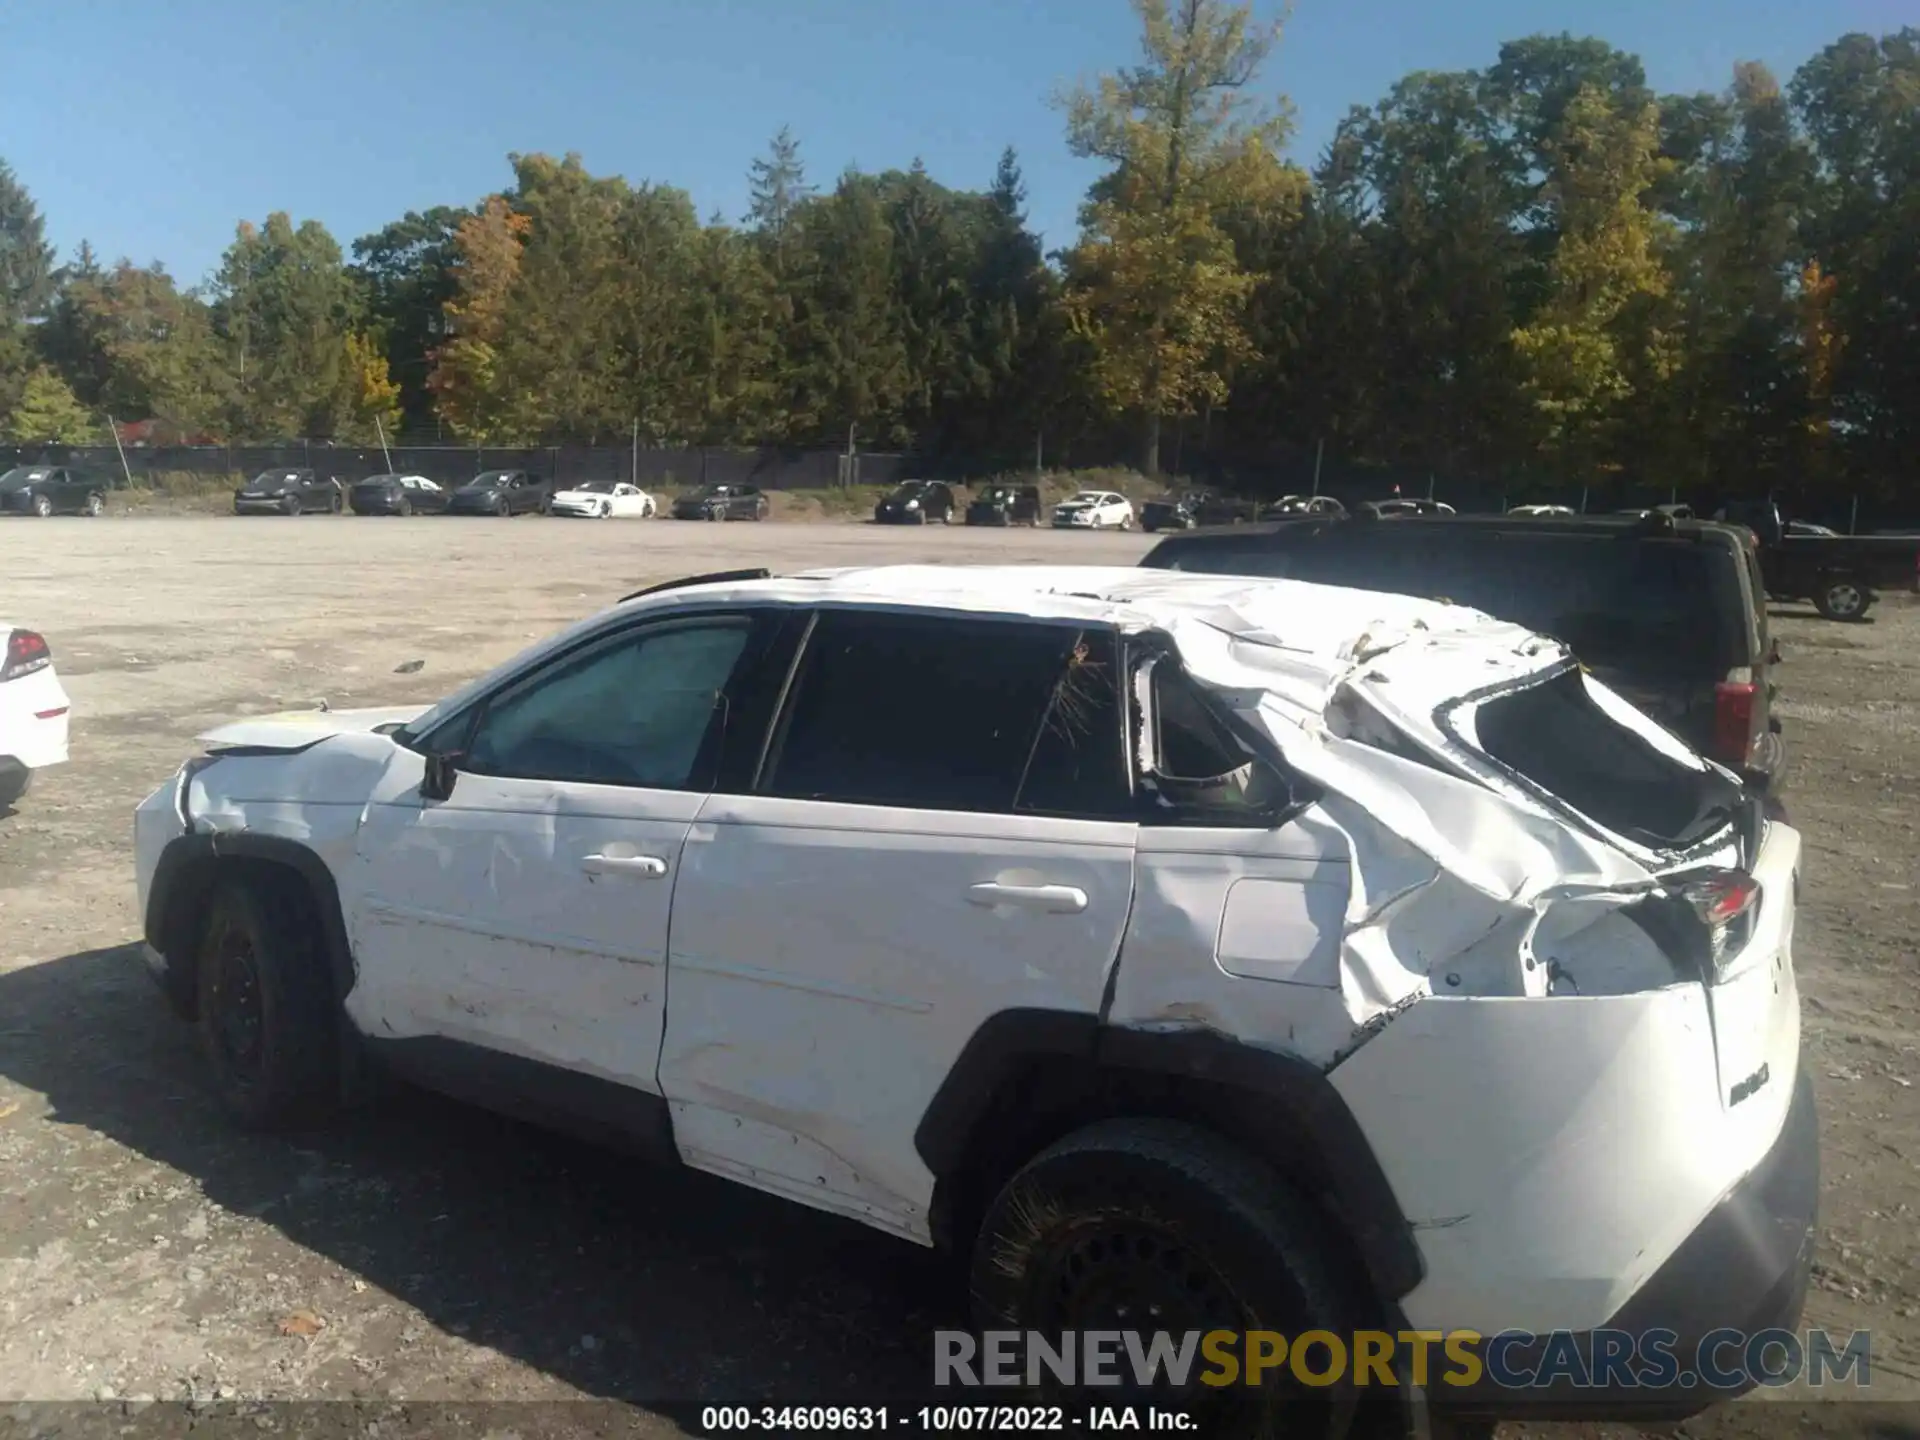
[1714,666,1759,768]
[1676,869,1763,974]
[2,629,50,683]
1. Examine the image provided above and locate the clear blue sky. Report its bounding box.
[0,0,1902,288]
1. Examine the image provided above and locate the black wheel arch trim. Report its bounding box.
[913,1008,1425,1302]
[144,831,358,1017]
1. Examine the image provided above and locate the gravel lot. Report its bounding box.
[1,513,1916,1439]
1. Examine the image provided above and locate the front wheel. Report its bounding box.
[1813,576,1871,622]
[193,872,340,1131]
[284,496,302,517]
[1119,514,1134,530]
[329,491,343,514]
[496,498,511,517]
[397,497,413,517]
[972,1119,1364,1439]
[31,493,53,517]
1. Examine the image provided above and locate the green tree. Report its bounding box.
[0,160,55,323]
[1057,0,1294,473]
[1508,84,1675,475]
[4,367,97,443]
[351,206,471,431]
[38,259,226,435]
[211,214,364,438]
[745,126,816,239]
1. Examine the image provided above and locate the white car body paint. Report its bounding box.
[128,564,1805,1337]
[0,627,72,795]
[549,483,655,518]
[1052,492,1134,529]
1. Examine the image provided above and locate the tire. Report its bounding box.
[0,767,31,807]
[31,493,52,517]
[284,496,301,517]
[192,870,340,1131]
[708,505,723,522]
[84,492,105,517]
[940,508,951,525]
[1813,576,1871,622]
[971,1118,1364,1439]
[329,491,343,514]
[600,503,613,518]
[1120,514,1134,530]
[397,497,413,518]
[496,498,510,517]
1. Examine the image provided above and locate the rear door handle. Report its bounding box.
[582,853,668,878]
[966,882,1088,914]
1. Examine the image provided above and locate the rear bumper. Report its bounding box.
[1430,1065,1818,1420]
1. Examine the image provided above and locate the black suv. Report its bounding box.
[1140,490,1259,531]
[1140,511,1787,801]
[874,479,957,525]
[448,470,549,516]
[964,483,1042,527]
[233,469,344,516]
[670,484,770,521]
[0,465,110,517]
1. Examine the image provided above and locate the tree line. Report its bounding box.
[0,2,1913,500]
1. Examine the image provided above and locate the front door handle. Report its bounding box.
[966,881,1088,914]
[582,853,668,878]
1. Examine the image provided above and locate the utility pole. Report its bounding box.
[375,416,393,474]
[105,416,134,491]
[1035,429,1043,481]
[632,417,639,487]
[1310,438,1324,497]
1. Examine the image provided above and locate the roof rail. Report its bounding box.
[619,567,772,603]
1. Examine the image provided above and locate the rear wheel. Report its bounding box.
[0,767,31,807]
[397,496,413,517]
[328,490,343,514]
[193,870,340,1131]
[84,492,105,517]
[972,1119,1364,1439]
[1813,576,1871,622]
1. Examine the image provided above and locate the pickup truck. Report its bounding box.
[1716,498,1920,621]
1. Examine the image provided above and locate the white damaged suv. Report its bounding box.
[133,565,1813,1431]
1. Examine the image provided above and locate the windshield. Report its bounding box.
[1067,492,1102,504]
[357,474,402,486]
[568,480,617,493]
[0,468,50,491]
[465,472,512,489]
[890,482,930,499]
[247,472,300,490]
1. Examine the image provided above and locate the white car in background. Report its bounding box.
[1507,504,1578,518]
[1051,490,1134,529]
[0,626,71,807]
[549,480,657,519]
[131,562,1811,1429]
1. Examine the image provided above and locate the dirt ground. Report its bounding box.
[0,513,1915,1440]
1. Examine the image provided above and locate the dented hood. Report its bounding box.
[198,705,428,752]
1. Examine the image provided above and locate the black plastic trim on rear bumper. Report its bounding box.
[1431,1063,1818,1421]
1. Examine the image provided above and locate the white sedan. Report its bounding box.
[549,480,657,518]
[0,625,70,807]
[1050,490,1134,530]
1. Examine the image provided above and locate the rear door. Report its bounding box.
[659,607,1137,1241]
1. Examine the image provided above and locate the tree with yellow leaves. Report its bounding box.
[427,196,530,443]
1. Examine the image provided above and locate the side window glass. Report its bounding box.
[1015,630,1131,818]
[1141,657,1294,826]
[463,620,751,789]
[763,611,1081,813]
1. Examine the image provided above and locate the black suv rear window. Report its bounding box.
[1154,528,1736,672]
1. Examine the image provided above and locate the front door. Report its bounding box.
[342,613,763,1113]
[660,608,1138,1241]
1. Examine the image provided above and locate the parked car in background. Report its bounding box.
[669,484,769,521]
[448,470,548,516]
[1785,520,1837,537]
[964,483,1042,527]
[1507,503,1578,518]
[1365,497,1455,516]
[349,474,449,516]
[1618,503,1695,520]
[1717,497,1919,621]
[0,625,69,807]
[550,480,657,519]
[1260,494,1346,520]
[1139,510,1789,803]
[233,469,343,516]
[1051,490,1134,530]
[1140,489,1259,531]
[0,465,111,517]
[132,561,1812,1431]
[874,479,957,525]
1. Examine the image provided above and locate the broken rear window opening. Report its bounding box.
[1449,663,1743,852]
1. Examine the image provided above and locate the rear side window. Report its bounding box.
[1460,666,1741,849]
[762,611,1125,816]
